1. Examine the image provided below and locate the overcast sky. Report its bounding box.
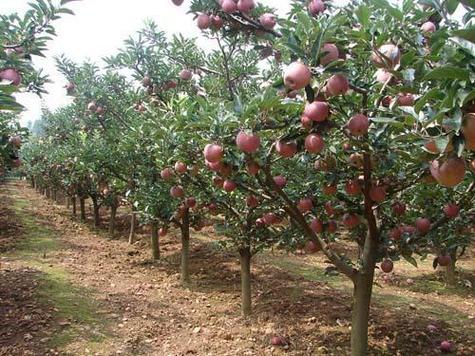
[0,0,291,125]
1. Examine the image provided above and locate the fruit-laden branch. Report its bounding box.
[430,181,475,232]
[259,164,356,281]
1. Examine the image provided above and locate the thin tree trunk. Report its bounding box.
[151,222,160,260]
[92,196,101,227]
[72,197,77,216]
[350,230,378,356]
[128,212,137,244]
[350,152,379,356]
[46,188,51,199]
[445,251,457,286]
[52,189,58,202]
[66,196,70,210]
[109,203,118,237]
[180,209,191,285]
[79,197,86,221]
[239,246,252,317]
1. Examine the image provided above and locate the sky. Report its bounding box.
[0,0,292,126]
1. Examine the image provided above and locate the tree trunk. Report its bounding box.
[445,251,457,286]
[128,212,137,244]
[72,197,77,216]
[151,222,160,260]
[79,197,86,221]
[66,196,70,210]
[239,246,252,317]
[46,188,51,199]
[52,189,58,202]
[180,209,191,285]
[109,203,118,237]
[350,233,377,356]
[92,196,101,227]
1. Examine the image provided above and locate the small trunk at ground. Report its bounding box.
[31,178,35,188]
[128,212,137,244]
[109,203,118,237]
[45,188,51,199]
[350,229,378,356]
[72,197,77,216]
[150,222,160,260]
[239,246,252,317]
[66,196,70,210]
[444,251,457,286]
[52,189,58,202]
[91,196,100,227]
[79,197,86,221]
[180,209,191,285]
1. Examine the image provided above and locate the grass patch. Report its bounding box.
[10,197,112,352]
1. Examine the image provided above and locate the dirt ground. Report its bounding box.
[1,180,474,355]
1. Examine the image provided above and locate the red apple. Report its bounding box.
[326,74,349,96]
[159,227,168,236]
[390,227,402,240]
[221,0,237,13]
[342,213,360,229]
[305,134,325,154]
[323,184,337,196]
[236,131,260,153]
[301,116,313,130]
[283,62,312,90]
[348,114,369,136]
[170,185,184,199]
[223,179,237,192]
[179,69,193,81]
[197,14,211,30]
[260,13,276,29]
[246,160,260,175]
[415,217,431,235]
[87,101,97,112]
[213,176,224,188]
[211,15,224,30]
[437,255,451,267]
[298,198,313,213]
[275,140,297,158]
[443,203,459,219]
[345,179,361,196]
[421,21,436,34]
[175,161,187,174]
[369,185,386,203]
[430,158,466,187]
[305,240,321,253]
[304,101,329,122]
[161,168,173,181]
[397,93,415,106]
[310,218,323,233]
[0,68,21,86]
[327,220,337,233]
[392,201,406,215]
[371,44,401,68]
[273,175,287,189]
[270,335,286,346]
[324,202,336,216]
[308,0,325,16]
[246,195,259,208]
[439,340,453,353]
[204,143,224,163]
[375,68,393,84]
[237,0,255,13]
[186,197,197,208]
[381,259,394,273]
[320,43,339,66]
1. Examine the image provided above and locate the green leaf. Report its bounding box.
[445,0,459,14]
[402,254,418,267]
[423,66,471,81]
[355,5,370,28]
[452,27,475,44]
[371,0,404,21]
[414,88,444,113]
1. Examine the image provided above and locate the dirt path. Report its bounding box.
[1,181,474,355]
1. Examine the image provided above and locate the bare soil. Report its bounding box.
[1,180,474,355]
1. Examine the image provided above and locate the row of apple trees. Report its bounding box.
[22,0,474,355]
[0,0,76,177]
